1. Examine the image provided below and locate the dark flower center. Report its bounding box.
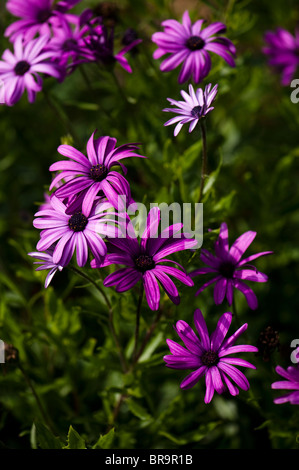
[191,105,203,118]
[68,212,88,232]
[135,254,155,272]
[37,9,52,23]
[89,164,108,181]
[63,39,78,51]
[186,35,205,51]
[256,326,280,362]
[219,261,235,279]
[14,60,30,76]
[201,350,219,367]
[122,28,138,46]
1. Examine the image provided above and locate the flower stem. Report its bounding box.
[18,363,57,436]
[43,90,79,144]
[111,68,128,105]
[133,308,163,364]
[133,283,144,362]
[231,295,241,329]
[106,393,127,433]
[68,265,128,372]
[68,265,111,307]
[198,119,208,203]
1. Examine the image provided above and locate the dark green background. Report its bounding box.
[0,0,299,449]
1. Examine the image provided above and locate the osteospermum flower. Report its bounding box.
[263,28,299,86]
[152,10,236,84]
[5,0,81,42]
[49,131,145,216]
[271,364,299,405]
[91,207,197,311]
[164,309,258,403]
[33,195,118,267]
[190,222,273,310]
[45,15,85,70]
[163,83,218,136]
[77,22,142,73]
[28,246,64,288]
[0,35,61,105]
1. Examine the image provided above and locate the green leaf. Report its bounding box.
[63,425,86,449]
[93,428,115,449]
[158,431,187,446]
[127,399,152,421]
[35,422,62,449]
[203,151,223,197]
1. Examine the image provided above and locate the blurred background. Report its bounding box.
[0,0,299,449]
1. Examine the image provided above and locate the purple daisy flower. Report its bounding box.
[271,364,299,405]
[152,10,236,84]
[45,10,97,72]
[5,0,81,43]
[78,22,142,73]
[91,207,197,311]
[164,309,258,403]
[45,15,85,69]
[263,28,299,86]
[190,222,273,310]
[163,83,218,136]
[0,35,61,106]
[28,246,64,288]
[33,195,118,267]
[49,131,145,217]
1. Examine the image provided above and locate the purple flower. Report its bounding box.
[152,10,236,84]
[33,195,117,267]
[5,0,80,42]
[190,223,273,310]
[78,22,142,73]
[271,364,299,405]
[45,13,89,70]
[263,28,299,86]
[91,207,197,311]
[163,83,218,136]
[0,35,61,106]
[28,246,64,288]
[164,309,258,403]
[49,131,145,217]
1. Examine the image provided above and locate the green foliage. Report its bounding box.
[63,426,86,450]
[0,0,299,450]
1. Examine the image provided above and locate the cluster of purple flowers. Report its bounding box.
[0,0,142,105]
[263,27,299,86]
[29,130,198,313]
[25,6,296,408]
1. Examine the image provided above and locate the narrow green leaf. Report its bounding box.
[35,422,62,449]
[63,425,86,449]
[93,428,115,449]
[127,399,152,421]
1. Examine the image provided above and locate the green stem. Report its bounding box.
[106,393,127,433]
[133,283,144,362]
[43,90,79,144]
[111,68,128,105]
[133,308,163,365]
[231,295,241,329]
[79,65,93,92]
[19,363,57,436]
[68,266,128,372]
[198,119,208,203]
[69,265,111,307]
